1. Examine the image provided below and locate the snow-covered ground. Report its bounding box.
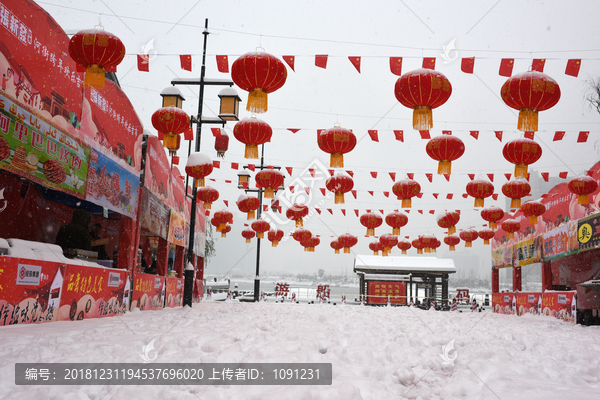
[2,301,599,399]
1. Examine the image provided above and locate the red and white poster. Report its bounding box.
[514,292,541,316]
[165,277,184,308]
[492,292,514,315]
[367,281,407,305]
[193,279,204,302]
[131,272,165,311]
[540,291,577,324]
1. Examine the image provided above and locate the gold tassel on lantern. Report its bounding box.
[510,198,521,209]
[245,144,259,159]
[578,194,589,205]
[373,250,378,256]
[417,249,423,255]
[195,177,205,188]
[529,216,538,225]
[401,250,407,255]
[425,247,431,253]
[483,239,490,245]
[295,219,303,228]
[413,105,433,131]
[393,227,400,235]
[246,88,268,114]
[257,232,264,239]
[264,188,274,198]
[335,249,340,254]
[247,210,255,220]
[489,222,497,229]
[163,133,178,151]
[438,160,451,175]
[448,226,456,235]
[271,240,279,247]
[218,223,226,232]
[221,232,227,238]
[366,228,374,237]
[449,245,455,251]
[84,64,105,88]
[465,241,472,248]
[245,238,251,243]
[517,108,538,132]
[402,198,412,208]
[514,163,528,179]
[474,198,484,207]
[432,248,437,253]
[344,247,350,254]
[335,193,345,204]
[382,250,388,257]
[330,153,344,168]
[508,232,514,239]
[203,201,212,210]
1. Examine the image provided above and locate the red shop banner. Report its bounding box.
[367,281,407,305]
[514,292,542,316]
[193,279,204,303]
[57,264,128,321]
[492,292,514,315]
[541,291,577,324]
[165,277,184,308]
[131,272,165,311]
[0,256,63,326]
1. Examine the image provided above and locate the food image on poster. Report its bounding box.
[0,136,10,160]
[43,159,67,184]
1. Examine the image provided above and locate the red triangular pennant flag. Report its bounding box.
[304,187,310,195]
[587,170,594,177]
[389,172,396,181]
[470,131,479,139]
[418,210,423,214]
[248,164,255,171]
[532,59,545,72]
[354,209,359,217]
[315,55,328,69]
[495,131,503,142]
[433,193,439,199]
[444,174,450,181]
[212,160,220,169]
[286,167,293,176]
[346,170,354,177]
[320,188,326,196]
[390,57,403,76]
[328,209,333,215]
[578,131,589,143]
[446,194,453,199]
[351,190,357,199]
[231,162,239,170]
[180,55,192,71]
[422,58,436,69]
[462,193,469,198]
[368,191,374,196]
[407,173,414,179]
[368,130,379,142]
[394,130,404,142]
[370,172,377,178]
[137,55,149,72]
[315,208,321,214]
[461,57,475,74]
[426,173,433,183]
[328,169,334,176]
[416,193,423,199]
[468,174,475,180]
[553,131,565,141]
[492,194,498,200]
[341,209,346,216]
[282,55,295,72]
[429,210,435,214]
[289,186,295,193]
[565,59,581,77]
[263,205,268,211]
[379,209,384,215]
[349,56,361,73]
[559,172,568,179]
[487,174,494,182]
[499,59,514,77]
[309,168,316,178]
[524,131,535,140]
[419,130,431,139]
[216,55,229,73]
[383,192,389,198]
[184,126,193,141]
[224,200,229,207]
[288,129,300,134]
[541,172,549,182]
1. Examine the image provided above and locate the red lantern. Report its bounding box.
[503,138,543,179]
[436,210,460,235]
[68,29,125,88]
[213,210,233,232]
[501,71,561,132]
[444,235,460,251]
[251,219,271,239]
[420,234,437,253]
[397,239,411,255]
[292,228,312,243]
[210,217,220,232]
[425,135,465,175]
[369,241,383,256]
[412,237,424,255]
[214,131,229,158]
[392,179,421,208]
[459,229,478,248]
[256,169,284,198]
[521,200,546,224]
[568,175,599,205]
[185,152,213,187]
[502,179,531,209]
[466,179,494,207]
[481,206,505,229]
[268,229,284,247]
[379,234,399,256]
[338,233,358,254]
[242,228,256,243]
[233,117,272,159]
[302,236,320,252]
[236,194,261,220]
[152,106,191,152]
[231,52,287,114]
[317,126,357,168]
[478,228,495,245]
[360,212,383,237]
[196,186,219,210]
[394,69,452,130]
[385,211,409,236]
[432,238,441,253]
[325,174,354,204]
[220,224,232,238]
[331,240,342,254]
[501,219,521,239]
[286,204,309,228]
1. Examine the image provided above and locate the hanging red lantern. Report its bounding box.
[501,219,521,239]
[478,228,495,245]
[502,138,543,179]
[251,219,271,239]
[330,240,342,254]
[397,239,411,254]
[210,217,220,232]
[325,174,354,204]
[303,236,320,252]
[394,69,452,130]
[231,51,287,114]
[425,135,465,175]
[481,206,505,229]
[292,228,312,243]
[369,241,383,256]
[338,233,358,254]
[432,238,441,253]
[68,29,126,88]
[256,169,284,198]
[242,228,256,243]
[233,117,272,159]
[392,179,421,208]
[466,179,494,207]
[436,210,460,235]
[459,229,478,248]
[444,235,460,251]
[420,234,437,253]
[236,194,261,220]
[152,106,190,152]
[185,152,213,187]
[220,224,232,238]
[213,210,233,232]
[501,71,561,132]
[502,179,531,209]
[412,237,424,255]
[196,186,219,210]
[568,175,599,205]
[268,229,284,247]
[286,204,309,227]
[521,200,546,224]
[385,211,408,236]
[214,131,229,158]
[379,234,399,256]
[317,126,357,168]
[360,212,383,237]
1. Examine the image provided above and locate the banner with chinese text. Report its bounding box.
[541,291,577,324]
[577,213,600,252]
[542,222,578,260]
[168,210,186,247]
[514,292,541,316]
[367,281,407,305]
[131,272,165,311]
[165,277,184,308]
[140,187,170,239]
[492,293,514,314]
[513,236,543,267]
[492,246,513,269]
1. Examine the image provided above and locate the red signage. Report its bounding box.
[514,292,541,316]
[367,281,407,305]
[492,293,514,315]
[131,272,165,311]
[541,291,577,324]
[144,136,171,203]
[165,277,183,308]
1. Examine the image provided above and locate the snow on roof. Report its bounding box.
[160,86,185,99]
[354,255,456,273]
[186,152,212,167]
[361,273,412,281]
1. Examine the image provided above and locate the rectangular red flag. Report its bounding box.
[416,193,423,199]
[442,130,452,135]
[461,57,475,74]
[419,130,431,139]
[578,131,590,143]
[212,160,220,168]
[499,59,514,77]
[553,131,565,141]
[532,59,545,72]
[565,59,581,77]
[389,172,396,181]
[349,56,361,73]
[211,127,221,137]
[346,170,354,177]
[504,173,512,180]
[390,57,403,76]
[216,55,229,73]
[422,57,436,69]
[541,172,549,182]
[446,194,453,199]
[468,174,475,180]
[368,130,379,142]
[180,55,192,71]
[429,210,435,214]
[432,193,439,199]
[282,55,295,71]
[492,194,498,200]
[524,131,535,139]
[172,156,179,165]
[248,164,255,171]
[495,131,503,142]
[351,190,357,199]
[157,131,164,140]
[184,126,193,140]
[263,205,268,211]
[370,172,377,178]
[137,54,149,72]
[470,131,479,139]
[231,162,239,170]
[559,172,568,179]
[394,130,404,142]
[462,193,469,198]
[315,55,328,69]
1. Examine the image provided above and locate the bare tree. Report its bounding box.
[586,77,600,115]
[205,224,216,266]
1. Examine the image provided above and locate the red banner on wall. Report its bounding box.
[492,292,514,314]
[514,292,541,316]
[367,281,407,305]
[165,277,184,308]
[541,291,577,324]
[131,272,165,311]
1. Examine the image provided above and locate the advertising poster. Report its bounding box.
[165,277,184,308]
[0,256,63,326]
[492,292,514,315]
[144,136,171,203]
[0,92,89,198]
[57,265,128,321]
[168,210,186,247]
[514,236,543,267]
[131,272,165,311]
[367,281,407,305]
[194,279,204,302]
[543,222,578,261]
[577,213,600,252]
[140,187,170,239]
[541,291,577,324]
[514,292,541,316]
[492,246,513,269]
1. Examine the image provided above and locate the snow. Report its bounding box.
[355,255,457,273]
[2,302,600,399]
[3,238,112,268]
[186,152,212,167]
